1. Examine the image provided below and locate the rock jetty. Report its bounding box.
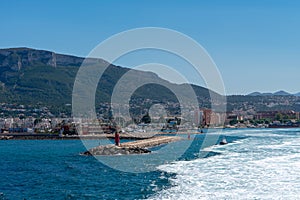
[120,136,182,148]
[83,136,182,156]
[83,145,151,156]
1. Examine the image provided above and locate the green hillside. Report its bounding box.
[2,47,299,117]
[0,48,215,116]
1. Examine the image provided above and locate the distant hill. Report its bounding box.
[273,90,291,96]
[248,90,295,96]
[247,92,262,96]
[294,92,300,97]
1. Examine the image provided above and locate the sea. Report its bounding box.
[0,128,299,199]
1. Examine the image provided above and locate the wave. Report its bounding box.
[148,129,300,199]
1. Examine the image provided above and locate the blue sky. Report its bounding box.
[1,0,300,94]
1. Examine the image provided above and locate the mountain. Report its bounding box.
[2,47,300,117]
[247,92,262,96]
[0,47,216,115]
[293,92,300,97]
[248,90,293,96]
[273,90,291,96]
[0,47,89,105]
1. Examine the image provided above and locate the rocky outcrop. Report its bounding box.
[0,48,112,72]
[83,145,151,156]
[0,48,58,70]
[0,48,113,71]
[0,48,85,70]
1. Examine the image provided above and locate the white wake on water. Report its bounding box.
[148,129,300,200]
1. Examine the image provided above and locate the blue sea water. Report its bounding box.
[0,139,173,200]
[0,129,300,199]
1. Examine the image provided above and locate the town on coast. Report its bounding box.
[1,104,299,140]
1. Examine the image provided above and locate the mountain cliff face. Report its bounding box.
[0,47,85,70]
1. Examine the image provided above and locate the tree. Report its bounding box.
[229,119,238,126]
[34,118,42,126]
[283,115,289,120]
[275,113,283,121]
[264,119,270,124]
[141,113,151,124]
[175,117,181,125]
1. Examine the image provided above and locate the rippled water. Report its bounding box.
[0,129,299,199]
[0,139,174,199]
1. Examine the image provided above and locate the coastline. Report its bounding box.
[0,133,152,140]
[2,126,299,140]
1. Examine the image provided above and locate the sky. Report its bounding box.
[1,0,300,95]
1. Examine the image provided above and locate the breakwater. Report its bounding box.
[83,136,183,155]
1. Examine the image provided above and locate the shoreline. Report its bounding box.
[0,133,153,140]
[2,127,300,140]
